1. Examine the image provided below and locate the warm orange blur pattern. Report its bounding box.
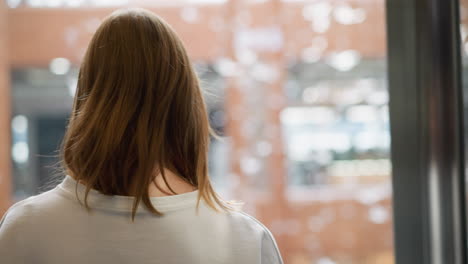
[1,1,392,263]
[7,2,386,67]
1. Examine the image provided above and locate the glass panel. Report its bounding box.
[5,0,393,263]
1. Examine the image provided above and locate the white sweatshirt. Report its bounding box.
[0,175,283,264]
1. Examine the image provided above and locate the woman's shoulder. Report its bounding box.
[224,210,283,263]
[220,208,273,239]
[0,194,44,247]
[206,201,276,240]
[0,187,65,231]
[226,210,271,233]
[0,187,70,262]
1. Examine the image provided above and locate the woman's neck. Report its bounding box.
[148,169,197,197]
[69,169,197,197]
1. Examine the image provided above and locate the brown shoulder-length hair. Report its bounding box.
[61,8,229,220]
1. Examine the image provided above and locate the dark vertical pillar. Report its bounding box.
[387,0,467,263]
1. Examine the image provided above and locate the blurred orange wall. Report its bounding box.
[0,0,12,215]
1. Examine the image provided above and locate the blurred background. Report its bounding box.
[0,0,393,263]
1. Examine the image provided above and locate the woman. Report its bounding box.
[0,8,282,264]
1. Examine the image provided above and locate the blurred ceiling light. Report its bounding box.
[45,0,63,7]
[235,49,257,65]
[460,25,468,42]
[333,4,367,25]
[355,78,377,91]
[92,0,128,7]
[280,106,336,125]
[214,58,239,77]
[301,37,327,63]
[302,82,330,104]
[356,185,390,204]
[247,0,268,3]
[240,155,262,175]
[352,131,390,153]
[235,27,284,53]
[326,50,361,72]
[180,7,199,23]
[368,206,389,224]
[290,132,351,156]
[7,0,22,8]
[334,90,364,105]
[311,16,330,34]
[365,90,388,105]
[328,159,391,178]
[11,115,28,134]
[353,131,380,151]
[26,0,42,7]
[357,160,386,176]
[49,58,71,75]
[464,42,468,56]
[353,9,366,23]
[250,63,278,83]
[302,86,317,103]
[333,5,354,24]
[303,2,332,33]
[317,258,336,264]
[301,47,322,63]
[67,77,78,97]
[302,2,331,21]
[346,105,378,123]
[381,131,391,149]
[380,106,389,123]
[12,142,29,164]
[65,0,84,7]
[187,0,227,3]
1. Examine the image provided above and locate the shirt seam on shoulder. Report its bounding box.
[236,211,283,263]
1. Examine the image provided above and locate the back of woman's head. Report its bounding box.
[61,8,226,219]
